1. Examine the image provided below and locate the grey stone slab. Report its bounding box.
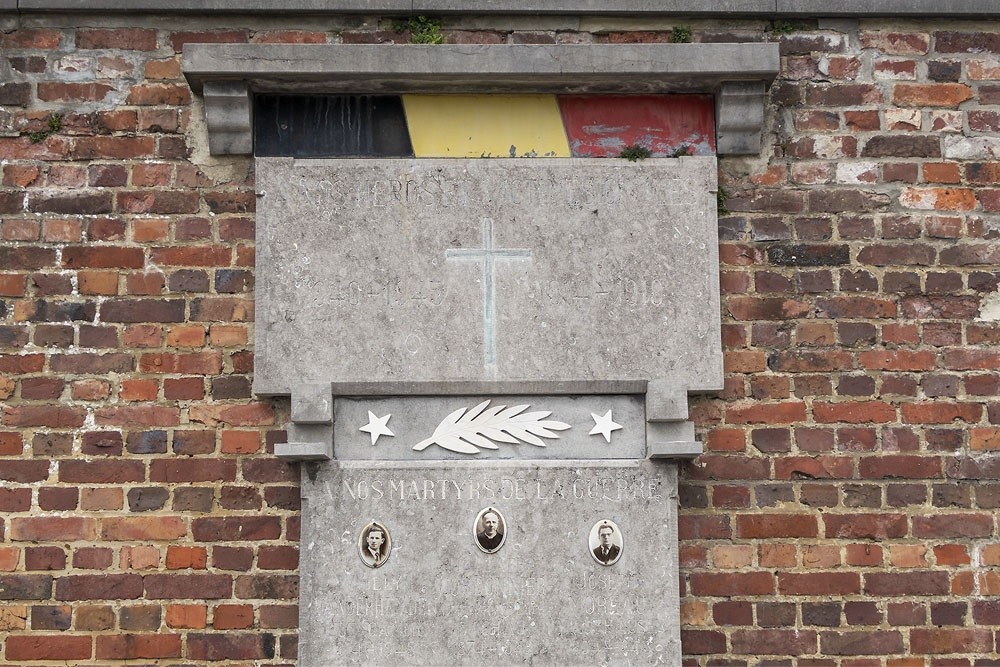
[274,440,331,461]
[334,395,644,460]
[182,43,780,94]
[299,459,680,666]
[330,380,648,397]
[0,0,17,12]
[19,0,1000,14]
[776,0,999,15]
[255,157,722,396]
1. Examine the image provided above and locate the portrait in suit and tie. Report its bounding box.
[589,520,623,566]
[359,521,391,568]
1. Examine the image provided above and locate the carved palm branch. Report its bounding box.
[413,400,571,454]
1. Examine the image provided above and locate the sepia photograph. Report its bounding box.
[358,521,392,568]
[589,519,623,566]
[473,506,507,553]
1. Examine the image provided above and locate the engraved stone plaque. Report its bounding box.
[299,461,679,666]
[255,158,721,395]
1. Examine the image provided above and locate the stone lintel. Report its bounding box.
[183,44,778,156]
[10,0,1000,16]
[202,80,252,156]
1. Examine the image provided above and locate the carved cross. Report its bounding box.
[446,217,532,370]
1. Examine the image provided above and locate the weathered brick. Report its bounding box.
[192,516,281,542]
[144,574,232,599]
[95,634,182,659]
[5,635,92,661]
[0,575,53,600]
[187,632,275,660]
[55,574,143,600]
[77,28,157,50]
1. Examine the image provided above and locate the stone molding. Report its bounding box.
[7,0,1000,15]
[183,43,779,156]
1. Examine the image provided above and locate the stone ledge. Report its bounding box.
[8,0,1000,15]
[182,43,779,156]
[182,43,779,94]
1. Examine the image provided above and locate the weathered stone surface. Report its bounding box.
[255,158,721,396]
[299,460,679,666]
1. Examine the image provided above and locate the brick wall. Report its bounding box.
[0,13,998,665]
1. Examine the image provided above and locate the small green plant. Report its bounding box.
[395,16,444,44]
[27,113,62,144]
[717,186,730,216]
[670,26,692,43]
[769,20,799,35]
[618,144,651,162]
[669,144,691,158]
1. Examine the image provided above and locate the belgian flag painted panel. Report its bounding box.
[402,94,571,158]
[559,95,716,157]
[255,94,414,157]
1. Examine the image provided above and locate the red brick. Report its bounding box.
[76,28,157,50]
[139,351,222,374]
[901,402,981,424]
[258,545,299,570]
[37,81,115,102]
[94,405,180,427]
[865,572,949,596]
[779,572,861,596]
[192,517,281,541]
[5,635,92,661]
[149,459,236,483]
[859,455,942,479]
[913,514,993,538]
[774,456,853,480]
[823,513,907,539]
[726,401,807,424]
[731,629,817,655]
[893,83,972,107]
[166,546,207,570]
[143,574,232,599]
[10,517,96,542]
[187,632,273,661]
[101,517,187,541]
[213,603,254,629]
[95,634,181,659]
[821,631,904,655]
[74,136,155,160]
[813,401,896,424]
[188,402,275,426]
[59,460,145,484]
[910,628,993,654]
[2,405,86,428]
[55,574,143,600]
[166,603,207,628]
[689,572,775,597]
[736,514,818,538]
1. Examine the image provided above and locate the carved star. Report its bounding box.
[360,411,394,446]
[589,409,623,444]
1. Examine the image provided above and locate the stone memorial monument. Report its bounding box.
[184,41,778,667]
[257,158,719,665]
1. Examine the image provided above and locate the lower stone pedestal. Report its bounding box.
[299,460,680,666]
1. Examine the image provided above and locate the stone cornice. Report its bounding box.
[5,0,1000,16]
[182,43,780,156]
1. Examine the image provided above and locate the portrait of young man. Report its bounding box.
[359,521,391,568]
[590,520,623,566]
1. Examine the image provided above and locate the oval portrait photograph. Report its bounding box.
[358,521,392,568]
[589,519,623,566]
[473,506,507,554]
